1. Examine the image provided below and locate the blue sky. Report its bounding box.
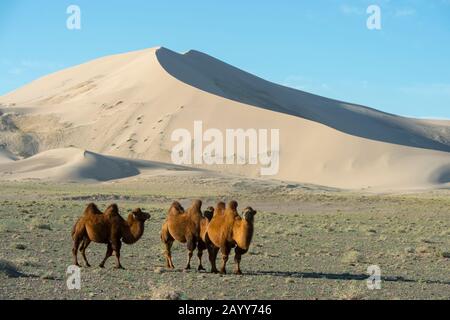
[1,0,449,118]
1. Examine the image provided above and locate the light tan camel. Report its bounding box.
[205,201,257,274]
[161,200,209,270]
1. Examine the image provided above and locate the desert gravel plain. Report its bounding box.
[0,174,449,300]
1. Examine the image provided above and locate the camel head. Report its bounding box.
[129,208,151,222]
[203,206,214,221]
[242,207,257,223]
[228,200,238,211]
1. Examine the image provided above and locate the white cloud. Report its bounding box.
[4,59,63,77]
[20,60,42,68]
[394,8,416,17]
[400,83,450,95]
[339,3,417,19]
[340,4,364,16]
[283,75,331,93]
[20,59,62,69]
[8,67,23,75]
[283,75,308,90]
[414,116,450,120]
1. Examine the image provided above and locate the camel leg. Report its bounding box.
[185,238,197,270]
[161,225,175,269]
[197,250,205,271]
[220,245,231,274]
[162,239,175,269]
[112,240,124,269]
[234,247,246,275]
[208,245,219,273]
[80,238,91,267]
[99,243,113,268]
[197,241,206,271]
[72,236,82,267]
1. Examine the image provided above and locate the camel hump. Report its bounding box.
[104,203,119,217]
[215,202,226,215]
[191,199,202,210]
[170,201,184,213]
[84,202,102,215]
[228,200,238,211]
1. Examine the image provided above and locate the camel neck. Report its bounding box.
[237,219,254,250]
[122,219,145,244]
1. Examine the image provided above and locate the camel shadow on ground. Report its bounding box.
[145,267,450,286]
[244,270,450,285]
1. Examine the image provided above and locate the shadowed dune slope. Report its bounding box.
[0,146,18,163]
[156,48,450,152]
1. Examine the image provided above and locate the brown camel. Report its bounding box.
[198,206,214,266]
[199,206,214,243]
[161,200,213,270]
[71,203,150,269]
[205,201,257,274]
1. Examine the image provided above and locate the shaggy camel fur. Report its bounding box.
[161,200,213,270]
[72,203,150,269]
[205,201,257,274]
[199,206,214,243]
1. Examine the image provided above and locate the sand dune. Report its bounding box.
[0,147,195,182]
[0,47,449,189]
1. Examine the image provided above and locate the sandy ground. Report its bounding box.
[0,175,449,300]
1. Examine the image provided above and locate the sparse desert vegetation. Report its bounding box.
[0,175,449,300]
